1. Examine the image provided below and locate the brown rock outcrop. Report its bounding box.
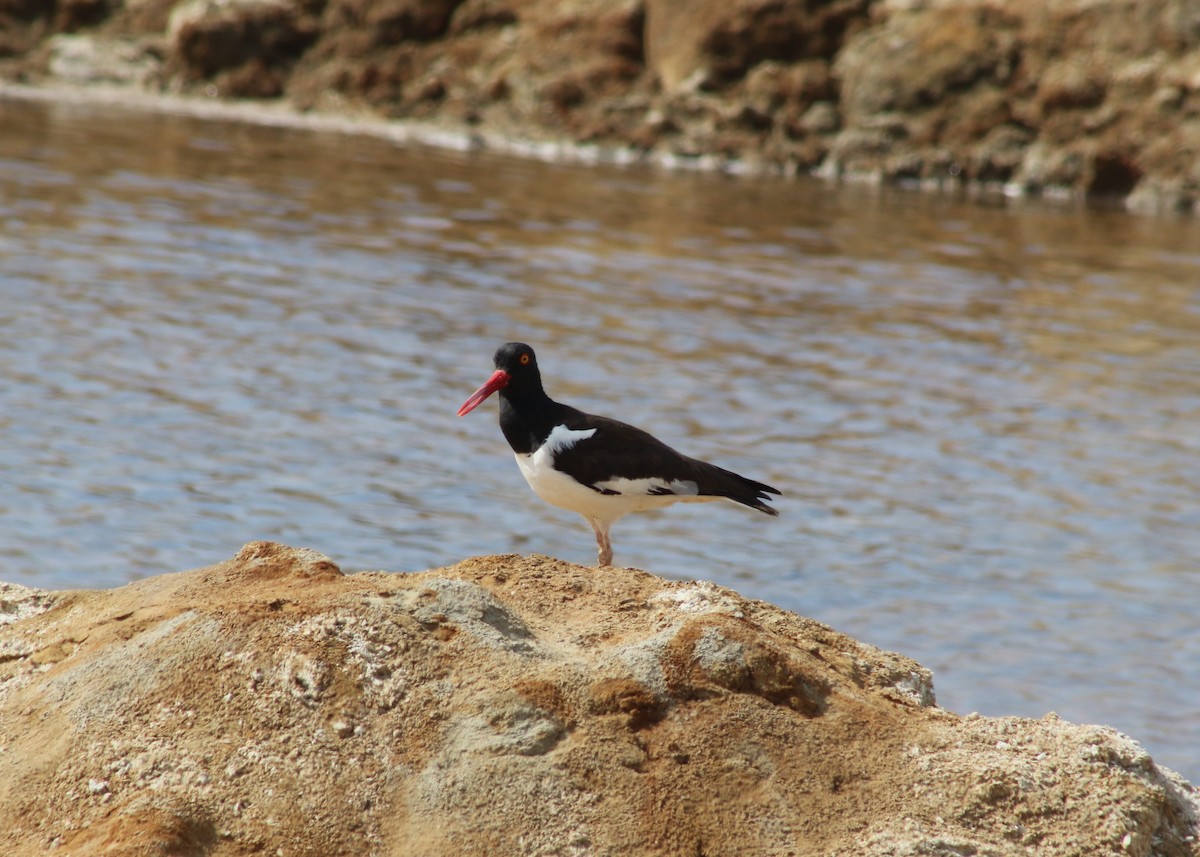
[1,543,1197,856]
[827,0,1200,210]
[2,0,1199,210]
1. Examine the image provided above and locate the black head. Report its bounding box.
[492,342,540,379]
[457,342,547,416]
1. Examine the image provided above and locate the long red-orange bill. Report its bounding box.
[457,369,510,416]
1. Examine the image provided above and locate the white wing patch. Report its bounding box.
[595,476,700,497]
[544,424,597,455]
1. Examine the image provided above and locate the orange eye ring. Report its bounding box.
[519,353,531,365]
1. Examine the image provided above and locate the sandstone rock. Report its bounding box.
[826,0,1200,204]
[646,0,867,93]
[837,6,1019,118]
[0,581,60,626]
[46,34,163,85]
[167,0,319,96]
[1,543,1196,856]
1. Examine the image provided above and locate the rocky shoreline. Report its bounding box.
[1,543,1198,855]
[2,0,1199,213]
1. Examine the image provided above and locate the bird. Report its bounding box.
[457,342,780,567]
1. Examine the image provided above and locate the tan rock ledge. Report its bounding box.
[1,542,1196,856]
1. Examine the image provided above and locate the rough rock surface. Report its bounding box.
[1,0,1199,212]
[0,542,1197,856]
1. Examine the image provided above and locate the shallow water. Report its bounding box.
[2,96,1198,780]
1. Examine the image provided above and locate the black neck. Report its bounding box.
[498,386,565,454]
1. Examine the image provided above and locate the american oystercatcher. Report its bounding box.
[457,342,781,567]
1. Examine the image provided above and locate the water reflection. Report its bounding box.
[1,96,1198,780]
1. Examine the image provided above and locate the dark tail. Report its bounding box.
[693,460,781,515]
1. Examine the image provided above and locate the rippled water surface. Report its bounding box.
[2,97,1198,779]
